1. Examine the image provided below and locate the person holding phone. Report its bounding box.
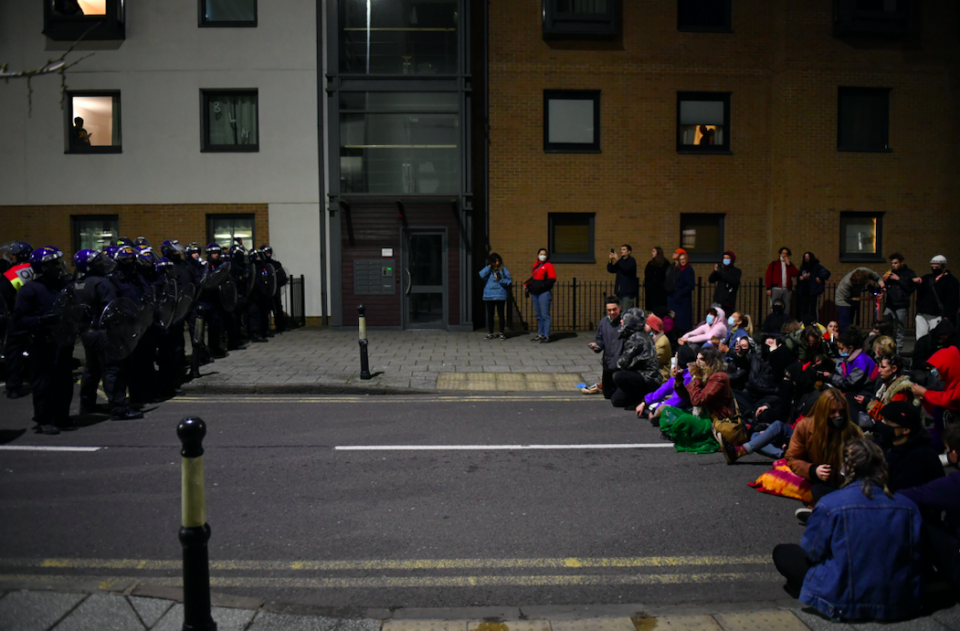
[479,252,512,340]
[584,296,623,396]
[607,245,638,312]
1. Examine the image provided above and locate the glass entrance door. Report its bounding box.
[403,230,446,328]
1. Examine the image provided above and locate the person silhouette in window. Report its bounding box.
[71,117,91,149]
[698,125,715,146]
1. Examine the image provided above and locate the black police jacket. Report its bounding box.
[72,275,118,329]
[12,276,66,337]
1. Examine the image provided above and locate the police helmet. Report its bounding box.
[103,245,121,260]
[113,245,138,265]
[249,249,262,263]
[161,239,185,260]
[115,237,134,247]
[136,249,159,269]
[155,256,174,274]
[185,242,201,257]
[30,246,68,280]
[134,236,151,248]
[259,245,273,257]
[74,249,115,277]
[12,241,34,263]
[205,243,222,259]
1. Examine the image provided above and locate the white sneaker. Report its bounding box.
[795,507,812,525]
[580,383,601,395]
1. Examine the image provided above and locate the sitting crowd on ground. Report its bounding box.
[584,246,960,622]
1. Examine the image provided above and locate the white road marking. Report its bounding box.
[335,443,674,451]
[0,446,102,452]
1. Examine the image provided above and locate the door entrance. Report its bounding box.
[402,229,447,328]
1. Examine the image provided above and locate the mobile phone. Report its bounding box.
[610,248,615,253]
[670,356,678,370]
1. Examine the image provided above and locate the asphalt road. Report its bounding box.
[0,391,803,611]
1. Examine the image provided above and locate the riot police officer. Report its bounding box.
[13,247,73,434]
[154,256,186,398]
[248,249,272,342]
[260,245,287,334]
[162,240,199,382]
[108,246,152,406]
[199,244,228,357]
[2,241,34,398]
[228,244,255,343]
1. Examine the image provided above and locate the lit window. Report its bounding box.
[840,212,884,262]
[680,214,725,263]
[549,213,595,264]
[544,90,601,153]
[44,0,124,41]
[201,90,259,152]
[200,0,257,27]
[207,215,255,250]
[838,87,890,152]
[66,92,121,153]
[678,93,730,153]
[72,215,119,252]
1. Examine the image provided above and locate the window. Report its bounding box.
[678,0,732,32]
[678,92,730,153]
[548,213,595,263]
[544,90,601,153]
[679,214,725,263]
[542,0,619,39]
[66,92,121,153]
[840,212,884,262]
[339,0,458,75]
[43,0,125,41]
[200,0,257,27]
[833,0,914,37]
[72,215,119,253]
[201,90,259,152]
[339,92,460,194]
[207,215,255,250]
[838,87,890,152]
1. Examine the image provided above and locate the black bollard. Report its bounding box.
[177,417,217,631]
[358,304,372,380]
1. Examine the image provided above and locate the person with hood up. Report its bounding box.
[583,296,623,397]
[666,249,695,336]
[608,307,663,409]
[912,318,960,369]
[761,299,789,338]
[678,306,726,349]
[708,251,741,316]
[796,251,831,324]
[643,247,670,312]
[913,254,960,338]
[875,402,944,493]
[912,345,960,450]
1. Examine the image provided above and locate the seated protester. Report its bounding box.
[851,354,915,428]
[821,320,841,359]
[864,325,896,361]
[782,325,824,364]
[679,306,726,349]
[637,368,692,425]
[609,308,663,409]
[724,336,753,392]
[646,314,671,381]
[760,299,788,339]
[912,345,960,451]
[745,342,780,404]
[773,439,923,621]
[818,328,875,395]
[660,346,743,454]
[874,402,944,493]
[584,296,623,397]
[912,318,960,370]
[725,388,821,463]
[720,312,752,350]
[786,389,864,513]
[901,423,960,593]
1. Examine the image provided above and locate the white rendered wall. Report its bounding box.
[268,202,323,319]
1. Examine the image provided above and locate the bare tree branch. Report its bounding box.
[1,29,95,116]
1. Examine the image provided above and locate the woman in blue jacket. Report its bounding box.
[479,253,512,340]
[773,439,923,621]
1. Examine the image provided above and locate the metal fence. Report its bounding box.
[282,274,307,329]
[505,277,917,333]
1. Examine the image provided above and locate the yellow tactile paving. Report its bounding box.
[383,621,468,631]
[436,372,583,392]
[632,614,723,630]
[713,610,810,631]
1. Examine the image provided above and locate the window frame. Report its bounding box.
[679,213,725,264]
[837,86,891,153]
[548,212,596,264]
[542,0,619,40]
[43,0,125,41]
[64,90,122,154]
[543,89,601,154]
[71,214,120,254]
[677,0,733,33]
[839,211,885,263]
[199,0,258,28]
[833,0,914,37]
[677,92,731,154]
[206,214,257,249]
[200,89,260,153]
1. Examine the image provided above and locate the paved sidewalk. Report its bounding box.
[182,328,601,394]
[1,587,958,631]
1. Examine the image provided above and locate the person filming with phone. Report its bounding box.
[606,245,639,312]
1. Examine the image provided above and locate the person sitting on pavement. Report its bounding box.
[760,299,789,339]
[873,401,944,493]
[901,423,960,594]
[848,353,915,430]
[646,313,671,381]
[781,325,823,364]
[912,318,960,370]
[773,438,923,621]
[678,306,726,350]
[911,345,960,452]
[583,296,623,397]
[608,307,663,409]
[479,252,512,340]
[723,387,820,464]
[636,367,692,425]
[818,328,875,396]
[718,311,752,352]
[724,336,753,392]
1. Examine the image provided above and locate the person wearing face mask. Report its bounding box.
[912,345,960,452]
[901,423,960,594]
[913,254,960,339]
[719,311,752,352]
[765,247,799,317]
[796,252,831,324]
[708,250,741,316]
[911,318,960,369]
[874,402,943,493]
[760,299,788,338]
[479,252,512,340]
[524,248,556,343]
[819,328,875,396]
[678,306,726,349]
[583,296,623,397]
[608,307,663,409]
[724,336,753,392]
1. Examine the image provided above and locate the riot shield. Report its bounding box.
[52,285,91,346]
[157,278,178,330]
[257,264,277,298]
[101,298,142,361]
[138,298,156,336]
[220,276,238,313]
[201,261,231,291]
[245,263,256,294]
[173,282,195,323]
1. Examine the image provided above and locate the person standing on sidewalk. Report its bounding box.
[479,252,512,340]
[881,253,917,354]
[796,251,830,324]
[643,247,669,312]
[765,247,799,316]
[524,248,556,343]
[667,249,695,337]
[913,255,960,339]
[606,245,638,312]
[708,250,741,316]
[834,267,883,333]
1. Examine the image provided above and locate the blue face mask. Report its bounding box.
[839,351,849,358]
[727,316,735,326]
[723,259,731,266]
[706,315,715,325]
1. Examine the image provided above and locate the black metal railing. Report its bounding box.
[283,274,306,328]
[505,277,917,333]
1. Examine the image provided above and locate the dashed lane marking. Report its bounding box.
[335,444,675,451]
[0,446,101,452]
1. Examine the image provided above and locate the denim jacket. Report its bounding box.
[800,484,922,621]
[479,265,512,301]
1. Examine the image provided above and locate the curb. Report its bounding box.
[180,383,435,396]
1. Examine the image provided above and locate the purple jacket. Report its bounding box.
[829,348,875,392]
[901,469,960,539]
[645,370,692,408]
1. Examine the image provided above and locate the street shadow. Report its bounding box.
[71,413,111,429]
[548,331,579,341]
[0,429,27,444]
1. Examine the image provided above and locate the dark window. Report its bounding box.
[548,213,595,264]
[207,214,255,249]
[339,92,460,194]
[838,87,890,152]
[544,90,601,153]
[65,92,121,154]
[678,0,732,32]
[43,0,125,41]
[677,92,730,153]
[339,0,458,75]
[72,215,119,253]
[840,212,884,262]
[201,90,259,152]
[543,0,619,40]
[680,214,725,263]
[833,0,914,37]
[200,0,257,27]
